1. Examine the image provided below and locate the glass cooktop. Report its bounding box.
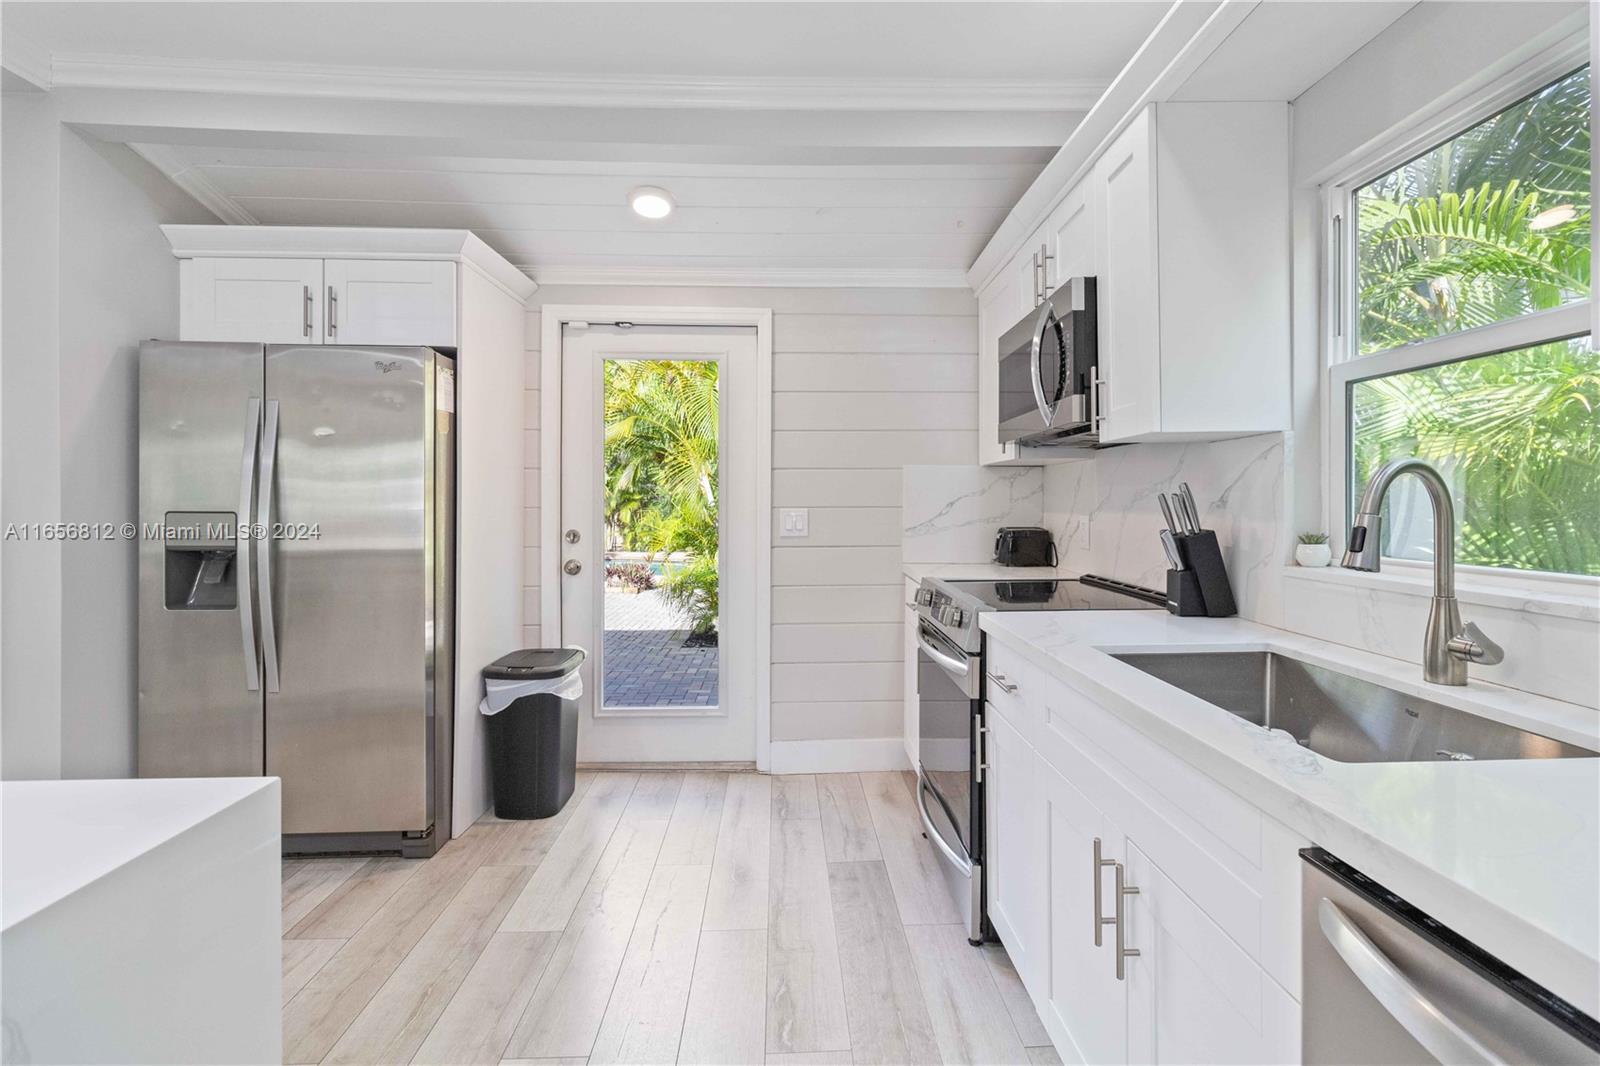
[947,577,1164,612]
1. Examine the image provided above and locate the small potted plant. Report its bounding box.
[1295,532,1332,567]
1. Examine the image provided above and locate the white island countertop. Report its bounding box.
[2,776,277,930]
[979,609,1600,1015]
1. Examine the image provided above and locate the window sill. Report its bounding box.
[1281,565,1599,623]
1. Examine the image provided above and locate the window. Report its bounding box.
[1329,61,1595,580]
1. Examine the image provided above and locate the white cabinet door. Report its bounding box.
[976,270,1026,466]
[180,257,322,343]
[1124,841,1299,1065]
[1048,179,1098,287]
[1040,756,1127,1065]
[985,702,1042,987]
[324,260,457,347]
[1095,107,1160,443]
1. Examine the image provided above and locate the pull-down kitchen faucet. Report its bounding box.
[1342,457,1504,685]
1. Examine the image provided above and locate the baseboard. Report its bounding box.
[768,737,911,774]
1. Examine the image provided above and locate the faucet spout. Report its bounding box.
[1340,457,1498,685]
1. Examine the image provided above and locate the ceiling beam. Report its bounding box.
[48,52,1111,113]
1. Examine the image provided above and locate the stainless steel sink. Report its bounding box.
[1111,651,1597,763]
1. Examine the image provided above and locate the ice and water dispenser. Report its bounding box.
[162,511,240,610]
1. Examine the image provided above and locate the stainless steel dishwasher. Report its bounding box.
[1302,848,1600,1064]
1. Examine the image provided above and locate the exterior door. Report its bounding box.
[324,260,457,347]
[558,324,757,763]
[180,257,322,343]
[138,341,266,778]
[263,345,436,836]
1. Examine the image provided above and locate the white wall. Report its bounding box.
[1038,1,1597,710]
[524,285,976,750]
[1,99,215,780]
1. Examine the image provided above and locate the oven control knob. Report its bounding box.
[939,606,964,628]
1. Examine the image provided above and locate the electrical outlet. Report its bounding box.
[779,508,810,538]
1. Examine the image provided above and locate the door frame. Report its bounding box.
[539,305,774,771]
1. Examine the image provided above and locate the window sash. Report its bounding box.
[1317,42,1592,590]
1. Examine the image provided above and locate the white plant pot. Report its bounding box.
[1295,543,1332,567]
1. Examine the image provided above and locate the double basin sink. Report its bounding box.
[1111,651,1597,763]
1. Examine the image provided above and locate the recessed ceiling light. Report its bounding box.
[630,186,674,220]
[1529,203,1578,231]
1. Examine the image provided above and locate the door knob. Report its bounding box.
[563,559,582,576]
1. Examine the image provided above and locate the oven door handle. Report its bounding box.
[1317,898,1503,1066]
[917,627,971,678]
[915,771,973,876]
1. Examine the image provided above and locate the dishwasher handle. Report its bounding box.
[1318,897,1504,1066]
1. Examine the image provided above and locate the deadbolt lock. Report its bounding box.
[565,529,581,544]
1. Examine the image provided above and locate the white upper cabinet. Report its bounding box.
[975,101,1290,460]
[324,259,457,347]
[1093,102,1290,444]
[179,257,324,344]
[164,226,535,350]
[976,248,1029,466]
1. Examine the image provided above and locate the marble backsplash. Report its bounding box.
[1041,433,1291,622]
[902,465,1044,563]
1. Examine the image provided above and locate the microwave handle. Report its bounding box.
[1030,300,1059,424]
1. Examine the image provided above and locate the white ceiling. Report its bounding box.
[4,1,1180,285]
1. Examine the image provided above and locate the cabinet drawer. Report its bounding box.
[984,638,1042,737]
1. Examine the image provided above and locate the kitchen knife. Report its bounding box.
[1179,482,1201,531]
[1160,529,1184,570]
[1177,491,1199,534]
[1158,493,1178,533]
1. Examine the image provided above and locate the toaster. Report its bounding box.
[993,527,1057,567]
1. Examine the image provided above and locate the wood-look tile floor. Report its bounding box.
[281,771,1059,1066]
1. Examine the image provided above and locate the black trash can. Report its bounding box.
[482,648,585,819]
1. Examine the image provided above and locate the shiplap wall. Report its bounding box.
[522,285,977,745]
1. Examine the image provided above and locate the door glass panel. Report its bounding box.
[601,358,720,709]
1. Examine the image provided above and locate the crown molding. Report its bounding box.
[49,52,1108,113]
[1,29,52,91]
[129,143,258,225]
[527,265,971,289]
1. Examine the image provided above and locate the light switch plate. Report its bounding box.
[779,508,810,538]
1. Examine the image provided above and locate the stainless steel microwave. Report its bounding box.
[997,276,1098,445]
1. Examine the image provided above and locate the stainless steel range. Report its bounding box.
[912,573,1164,942]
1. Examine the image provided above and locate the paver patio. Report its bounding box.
[602,587,718,707]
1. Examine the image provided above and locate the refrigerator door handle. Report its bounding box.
[238,398,262,692]
[256,399,282,693]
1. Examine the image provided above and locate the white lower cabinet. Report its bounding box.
[983,637,1301,1065]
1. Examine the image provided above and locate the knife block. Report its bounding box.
[1165,569,1207,616]
[1168,530,1238,617]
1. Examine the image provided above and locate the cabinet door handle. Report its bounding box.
[1089,367,1107,431]
[988,673,1018,694]
[327,285,338,337]
[302,285,312,338]
[1092,836,1116,946]
[1108,860,1140,980]
[1039,242,1054,294]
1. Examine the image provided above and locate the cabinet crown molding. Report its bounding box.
[159,225,537,302]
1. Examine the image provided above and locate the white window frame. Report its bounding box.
[1320,42,1596,600]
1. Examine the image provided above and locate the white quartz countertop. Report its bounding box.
[2,777,279,931]
[903,562,1070,583]
[978,610,1600,1015]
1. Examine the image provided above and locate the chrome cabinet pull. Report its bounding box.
[327,285,338,337]
[1092,837,1116,946]
[302,285,313,338]
[989,673,1018,694]
[1088,366,1106,430]
[1039,242,1054,295]
[237,398,262,692]
[256,400,281,693]
[1109,860,1140,980]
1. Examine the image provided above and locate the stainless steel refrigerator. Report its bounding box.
[139,341,455,857]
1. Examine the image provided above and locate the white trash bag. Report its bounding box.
[479,649,585,715]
